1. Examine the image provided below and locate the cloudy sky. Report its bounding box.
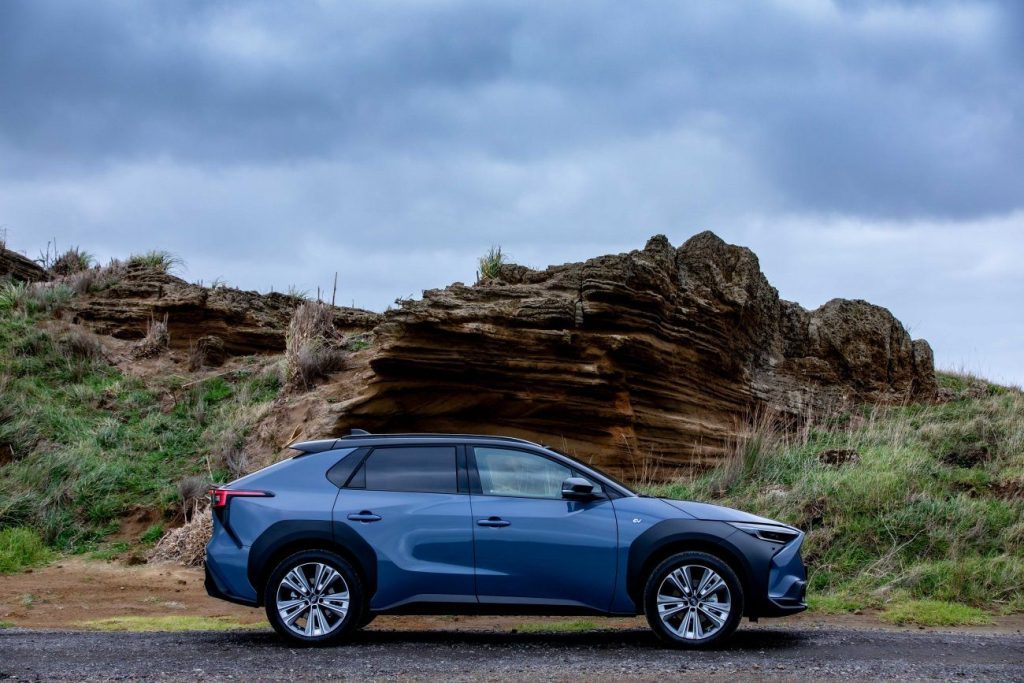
[1,0,1021,383]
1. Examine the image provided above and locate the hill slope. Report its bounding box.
[0,238,1019,623]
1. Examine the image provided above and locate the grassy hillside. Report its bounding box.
[649,375,1024,623]
[0,284,280,560]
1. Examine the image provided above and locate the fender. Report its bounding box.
[626,518,772,610]
[247,519,378,600]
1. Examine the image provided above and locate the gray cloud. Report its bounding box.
[0,0,1021,382]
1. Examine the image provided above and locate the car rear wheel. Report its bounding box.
[264,549,363,645]
[643,551,743,649]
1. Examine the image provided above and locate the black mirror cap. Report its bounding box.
[561,476,595,499]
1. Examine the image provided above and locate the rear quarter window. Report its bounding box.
[348,446,458,494]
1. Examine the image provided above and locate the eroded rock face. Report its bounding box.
[63,233,935,475]
[0,248,50,283]
[320,232,935,473]
[70,264,380,355]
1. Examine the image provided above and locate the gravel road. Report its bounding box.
[2,626,1022,681]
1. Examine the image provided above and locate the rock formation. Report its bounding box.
[62,232,936,475]
[68,263,380,356]
[313,232,936,474]
[0,247,50,283]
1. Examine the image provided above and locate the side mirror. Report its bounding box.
[561,476,595,500]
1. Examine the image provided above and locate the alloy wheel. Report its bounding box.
[655,564,732,640]
[275,562,350,638]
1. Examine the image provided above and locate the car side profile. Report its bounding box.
[205,432,806,648]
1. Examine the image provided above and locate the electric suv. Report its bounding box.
[205,432,806,648]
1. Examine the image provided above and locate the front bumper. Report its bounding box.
[761,530,808,616]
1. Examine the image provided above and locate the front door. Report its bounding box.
[333,445,475,610]
[468,446,618,611]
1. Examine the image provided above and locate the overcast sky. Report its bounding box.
[1,0,1021,383]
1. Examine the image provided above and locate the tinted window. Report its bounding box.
[473,447,573,499]
[359,446,457,494]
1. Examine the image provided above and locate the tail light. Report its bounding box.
[208,488,273,509]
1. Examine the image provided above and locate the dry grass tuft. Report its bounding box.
[176,475,210,512]
[56,327,106,362]
[285,301,345,389]
[149,503,212,567]
[134,315,169,358]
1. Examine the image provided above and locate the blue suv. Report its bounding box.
[205,432,806,648]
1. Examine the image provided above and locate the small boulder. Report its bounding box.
[817,448,860,466]
[942,446,990,468]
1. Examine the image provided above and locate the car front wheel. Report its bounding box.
[643,551,744,648]
[264,549,363,645]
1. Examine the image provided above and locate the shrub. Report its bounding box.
[0,282,74,315]
[477,245,506,282]
[0,282,30,312]
[57,327,106,362]
[284,301,345,389]
[50,247,93,276]
[177,475,210,512]
[0,527,51,573]
[127,250,183,274]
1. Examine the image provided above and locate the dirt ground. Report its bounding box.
[2,558,1023,635]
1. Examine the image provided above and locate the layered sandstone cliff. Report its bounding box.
[23,232,934,474]
[317,232,935,472]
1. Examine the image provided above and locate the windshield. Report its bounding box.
[543,446,637,496]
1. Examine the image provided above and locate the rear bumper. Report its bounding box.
[205,559,258,607]
[204,515,259,606]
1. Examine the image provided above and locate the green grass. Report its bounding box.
[807,593,869,615]
[515,619,599,634]
[126,250,183,273]
[881,600,992,627]
[0,620,14,629]
[0,310,281,553]
[0,527,51,573]
[141,524,164,545]
[477,245,506,282]
[75,616,265,632]
[88,542,131,561]
[646,375,1024,616]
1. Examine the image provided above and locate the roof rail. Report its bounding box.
[287,438,340,454]
[337,432,541,446]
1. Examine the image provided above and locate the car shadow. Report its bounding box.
[230,627,806,652]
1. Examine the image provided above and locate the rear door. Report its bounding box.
[332,444,475,610]
[468,445,618,611]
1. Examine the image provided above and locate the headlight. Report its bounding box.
[729,522,801,544]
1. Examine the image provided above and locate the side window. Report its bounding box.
[350,446,457,494]
[473,447,576,499]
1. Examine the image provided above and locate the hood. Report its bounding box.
[660,499,782,525]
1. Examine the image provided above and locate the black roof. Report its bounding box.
[288,431,542,453]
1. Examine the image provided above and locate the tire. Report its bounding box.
[643,551,744,649]
[264,549,363,646]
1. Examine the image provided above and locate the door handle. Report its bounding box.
[477,516,511,528]
[347,511,382,523]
